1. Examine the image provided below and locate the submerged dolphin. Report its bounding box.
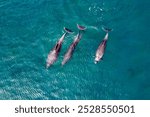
[46,28,73,68]
[94,27,112,64]
[62,24,86,65]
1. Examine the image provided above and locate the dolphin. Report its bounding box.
[46,28,73,68]
[62,24,86,65]
[94,27,112,64]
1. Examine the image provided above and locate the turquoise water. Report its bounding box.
[0,0,149,99]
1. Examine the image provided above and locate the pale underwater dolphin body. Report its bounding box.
[94,27,112,64]
[46,28,73,68]
[62,24,86,65]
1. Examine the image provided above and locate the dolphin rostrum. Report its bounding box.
[94,27,112,64]
[46,28,73,68]
[62,24,86,65]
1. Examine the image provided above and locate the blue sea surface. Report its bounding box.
[0,0,149,99]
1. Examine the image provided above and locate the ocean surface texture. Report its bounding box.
[0,0,149,100]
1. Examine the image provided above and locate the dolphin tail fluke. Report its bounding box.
[102,26,113,33]
[64,27,73,34]
[77,24,86,31]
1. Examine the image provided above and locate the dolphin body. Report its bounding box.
[62,24,86,65]
[94,27,112,64]
[46,28,73,68]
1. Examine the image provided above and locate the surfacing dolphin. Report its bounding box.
[46,28,73,68]
[62,24,86,65]
[94,27,112,64]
